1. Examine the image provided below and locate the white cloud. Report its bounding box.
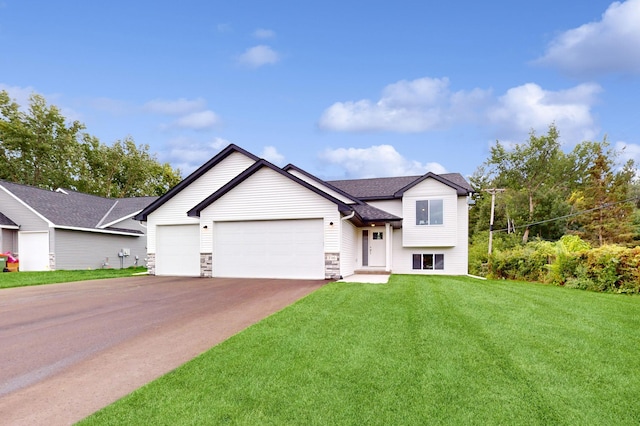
[487,82,601,144]
[318,77,491,133]
[535,0,640,76]
[144,97,220,131]
[165,136,230,175]
[615,141,640,166]
[261,146,285,166]
[237,45,280,68]
[0,83,37,106]
[174,110,219,130]
[0,83,83,121]
[320,145,446,179]
[144,98,207,115]
[254,28,276,39]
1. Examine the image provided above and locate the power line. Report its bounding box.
[491,196,640,233]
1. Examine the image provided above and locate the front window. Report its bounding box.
[412,254,444,270]
[416,199,443,225]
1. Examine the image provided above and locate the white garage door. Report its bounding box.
[156,224,200,276]
[18,232,50,271]
[214,219,324,279]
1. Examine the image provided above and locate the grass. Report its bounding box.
[80,275,640,425]
[0,267,147,289]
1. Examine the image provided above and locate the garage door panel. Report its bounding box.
[156,225,200,276]
[214,219,324,279]
[18,232,50,271]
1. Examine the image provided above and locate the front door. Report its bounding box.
[362,229,385,267]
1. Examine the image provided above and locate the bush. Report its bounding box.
[486,236,640,293]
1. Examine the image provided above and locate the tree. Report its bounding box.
[0,90,181,197]
[568,141,636,246]
[483,124,573,243]
[0,91,85,189]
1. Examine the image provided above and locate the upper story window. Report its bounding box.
[416,199,443,225]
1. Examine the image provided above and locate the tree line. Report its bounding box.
[469,124,637,248]
[0,90,182,198]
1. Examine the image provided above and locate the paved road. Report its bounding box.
[0,276,326,425]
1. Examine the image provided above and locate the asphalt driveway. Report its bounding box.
[0,275,326,425]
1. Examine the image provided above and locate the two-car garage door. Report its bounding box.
[156,219,325,279]
[214,219,324,279]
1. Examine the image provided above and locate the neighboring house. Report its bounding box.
[135,144,474,280]
[0,181,156,271]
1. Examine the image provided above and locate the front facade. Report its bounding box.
[136,144,473,280]
[0,181,155,271]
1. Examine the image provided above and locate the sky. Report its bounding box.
[1,0,640,180]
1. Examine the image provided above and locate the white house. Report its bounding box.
[134,144,474,279]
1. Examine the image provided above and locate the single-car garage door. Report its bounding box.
[18,231,50,271]
[214,219,324,279]
[156,224,200,276]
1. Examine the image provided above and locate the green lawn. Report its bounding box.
[0,267,147,289]
[80,275,640,425]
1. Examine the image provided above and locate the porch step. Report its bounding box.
[354,269,391,275]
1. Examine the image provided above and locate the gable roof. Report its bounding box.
[0,180,155,235]
[187,159,354,217]
[328,172,473,199]
[0,212,18,228]
[282,164,364,205]
[134,144,259,221]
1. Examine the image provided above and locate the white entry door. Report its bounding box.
[18,232,50,271]
[363,229,385,267]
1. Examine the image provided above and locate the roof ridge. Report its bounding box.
[96,200,119,228]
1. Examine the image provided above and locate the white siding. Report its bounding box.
[391,197,469,275]
[367,200,403,217]
[402,179,458,247]
[199,167,341,253]
[146,151,255,252]
[340,219,358,277]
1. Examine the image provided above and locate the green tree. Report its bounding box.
[0,91,84,189]
[568,141,636,246]
[483,124,573,243]
[76,136,181,198]
[0,90,181,197]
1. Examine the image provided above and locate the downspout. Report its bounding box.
[341,211,356,221]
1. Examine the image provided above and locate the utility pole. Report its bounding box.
[484,188,505,256]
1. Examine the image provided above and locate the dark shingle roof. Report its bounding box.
[352,204,401,222]
[0,181,156,234]
[0,212,18,227]
[328,173,472,199]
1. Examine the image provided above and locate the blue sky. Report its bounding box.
[1,0,639,180]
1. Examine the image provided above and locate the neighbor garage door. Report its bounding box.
[156,224,200,276]
[18,231,50,271]
[214,219,324,279]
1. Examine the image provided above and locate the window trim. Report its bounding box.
[412,253,444,270]
[415,199,444,226]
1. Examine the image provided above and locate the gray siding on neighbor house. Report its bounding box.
[53,229,146,270]
[0,189,49,231]
[1,229,17,253]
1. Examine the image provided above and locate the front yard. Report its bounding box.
[81,275,640,424]
[0,267,147,289]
